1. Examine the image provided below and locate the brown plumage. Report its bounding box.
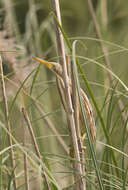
[33,57,96,141]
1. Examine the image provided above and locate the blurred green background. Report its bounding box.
[8,0,128,89]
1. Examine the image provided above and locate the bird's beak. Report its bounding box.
[33,57,53,69]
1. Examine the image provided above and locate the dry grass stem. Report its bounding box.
[23,134,30,190]
[22,107,50,189]
[87,0,111,75]
[51,0,85,189]
[0,55,17,190]
[101,0,108,29]
[22,107,41,158]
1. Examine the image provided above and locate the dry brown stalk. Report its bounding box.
[51,0,86,188]
[23,132,30,190]
[0,55,17,190]
[22,108,41,158]
[101,0,108,29]
[22,107,50,189]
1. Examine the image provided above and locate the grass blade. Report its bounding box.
[72,40,104,189]
[9,68,37,119]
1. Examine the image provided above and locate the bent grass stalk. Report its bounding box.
[22,107,50,189]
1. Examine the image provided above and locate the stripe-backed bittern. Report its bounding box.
[33,57,96,141]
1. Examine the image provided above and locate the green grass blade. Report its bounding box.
[7,167,17,190]
[72,40,104,190]
[30,63,41,95]
[8,68,37,119]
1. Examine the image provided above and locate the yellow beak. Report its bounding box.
[33,57,53,69]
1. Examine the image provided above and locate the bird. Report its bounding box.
[33,57,96,141]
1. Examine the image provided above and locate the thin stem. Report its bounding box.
[51,0,85,188]
[101,0,108,30]
[23,134,30,190]
[0,55,17,190]
[87,0,111,76]
[22,107,50,189]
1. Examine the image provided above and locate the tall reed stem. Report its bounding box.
[51,0,86,189]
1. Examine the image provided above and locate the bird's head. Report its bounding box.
[33,57,62,77]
